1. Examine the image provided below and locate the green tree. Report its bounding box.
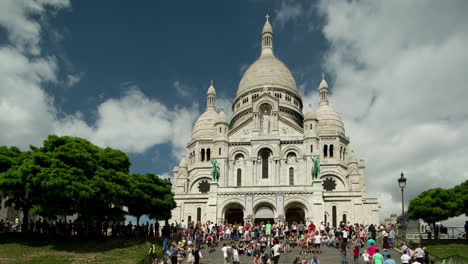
[452,180,468,216]
[127,173,176,225]
[408,188,459,232]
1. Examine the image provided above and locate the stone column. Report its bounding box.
[311,179,324,224]
[206,181,219,223]
[244,194,254,224]
[275,194,285,224]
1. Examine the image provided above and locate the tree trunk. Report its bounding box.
[136,215,141,226]
[22,206,30,232]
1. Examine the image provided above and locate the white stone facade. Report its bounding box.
[171,17,379,227]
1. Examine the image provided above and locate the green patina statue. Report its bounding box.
[311,156,320,180]
[211,159,220,182]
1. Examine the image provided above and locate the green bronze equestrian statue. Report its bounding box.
[211,159,220,182]
[311,156,320,180]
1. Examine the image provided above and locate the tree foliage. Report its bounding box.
[408,183,465,225]
[0,135,175,226]
[127,173,175,225]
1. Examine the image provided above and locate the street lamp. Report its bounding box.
[398,172,407,225]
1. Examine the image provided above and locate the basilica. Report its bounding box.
[171,17,379,227]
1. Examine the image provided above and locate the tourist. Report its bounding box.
[362,249,371,264]
[388,227,395,249]
[193,246,202,264]
[176,242,185,264]
[382,229,389,249]
[147,242,158,262]
[367,243,377,260]
[400,250,410,264]
[221,243,233,264]
[292,257,301,264]
[169,242,178,264]
[340,240,348,264]
[186,244,195,264]
[422,247,429,264]
[353,246,360,264]
[382,249,389,261]
[233,245,240,264]
[314,231,322,254]
[384,254,396,264]
[372,249,384,264]
[271,238,281,264]
[311,255,320,264]
[413,245,425,261]
[253,253,262,264]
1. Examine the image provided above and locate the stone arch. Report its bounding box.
[284,201,307,224]
[189,176,211,193]
[320,173,347,191]
[253,145,275,157]
[222,202,245,224]
[229,147,250,160]
[255,98,278,113]
[281,146,302,159]
[253,201,276,223]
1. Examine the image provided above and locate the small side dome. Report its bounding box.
[304,104,317,121]
[216,109,228,124]
[179,156,187,168]
[191,108,218,139]
[346,151,358,165]
[316,105,345,135]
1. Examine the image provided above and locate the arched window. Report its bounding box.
[201,149,205,162]
[340,146,343,159]
[289,167,294,186]
[324,214,327,225]
[343,148,346,160]
[219,127,222,133]
[330,145,334,158]
[332,206,337,228]
[310,145,313,153]
[342,214,347,224]
[259,149,272,179]
[197,208,201,221]
[323,145,328,158]
[310,123,313,130]
[207,148,211,161]
[219,148,221,155]
[188,215,192,224]
[237,169,242,187]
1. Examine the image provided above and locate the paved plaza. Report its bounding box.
[191,241,401,264]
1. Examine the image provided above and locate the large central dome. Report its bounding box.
[235,16,298,97]
[237,55,298,97]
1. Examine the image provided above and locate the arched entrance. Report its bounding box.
[254,203,275,224]
[285,202,306,224]
[224,203,244,224]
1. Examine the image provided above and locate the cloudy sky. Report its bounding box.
[1,0,467,222]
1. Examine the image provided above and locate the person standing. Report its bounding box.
[400,250,410,264]
[271,238,281,264]
[388,227,395,249]
[340,240,349,264]
[373,249,384,264]
[384,254,396,264]
[169,242,178,264]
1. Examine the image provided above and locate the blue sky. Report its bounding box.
[1,0,467,223]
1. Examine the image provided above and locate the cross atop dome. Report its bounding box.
[265,14,270,22]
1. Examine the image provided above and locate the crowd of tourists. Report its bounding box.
[0,217,162,238]
[147,220,431,264]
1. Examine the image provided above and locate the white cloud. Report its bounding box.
[54,87,200,158]
[0,0,200,161]
[65,72,84,87]
[173,80,191,97]
[274,0,303,28]
[311,0,468,219]
[216,97,233,120]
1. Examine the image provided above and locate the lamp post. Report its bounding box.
[398,172,407,238]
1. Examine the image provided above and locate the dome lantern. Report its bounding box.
[319,73,329,107]
[207,80,216,110]
[261,14,274,57]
